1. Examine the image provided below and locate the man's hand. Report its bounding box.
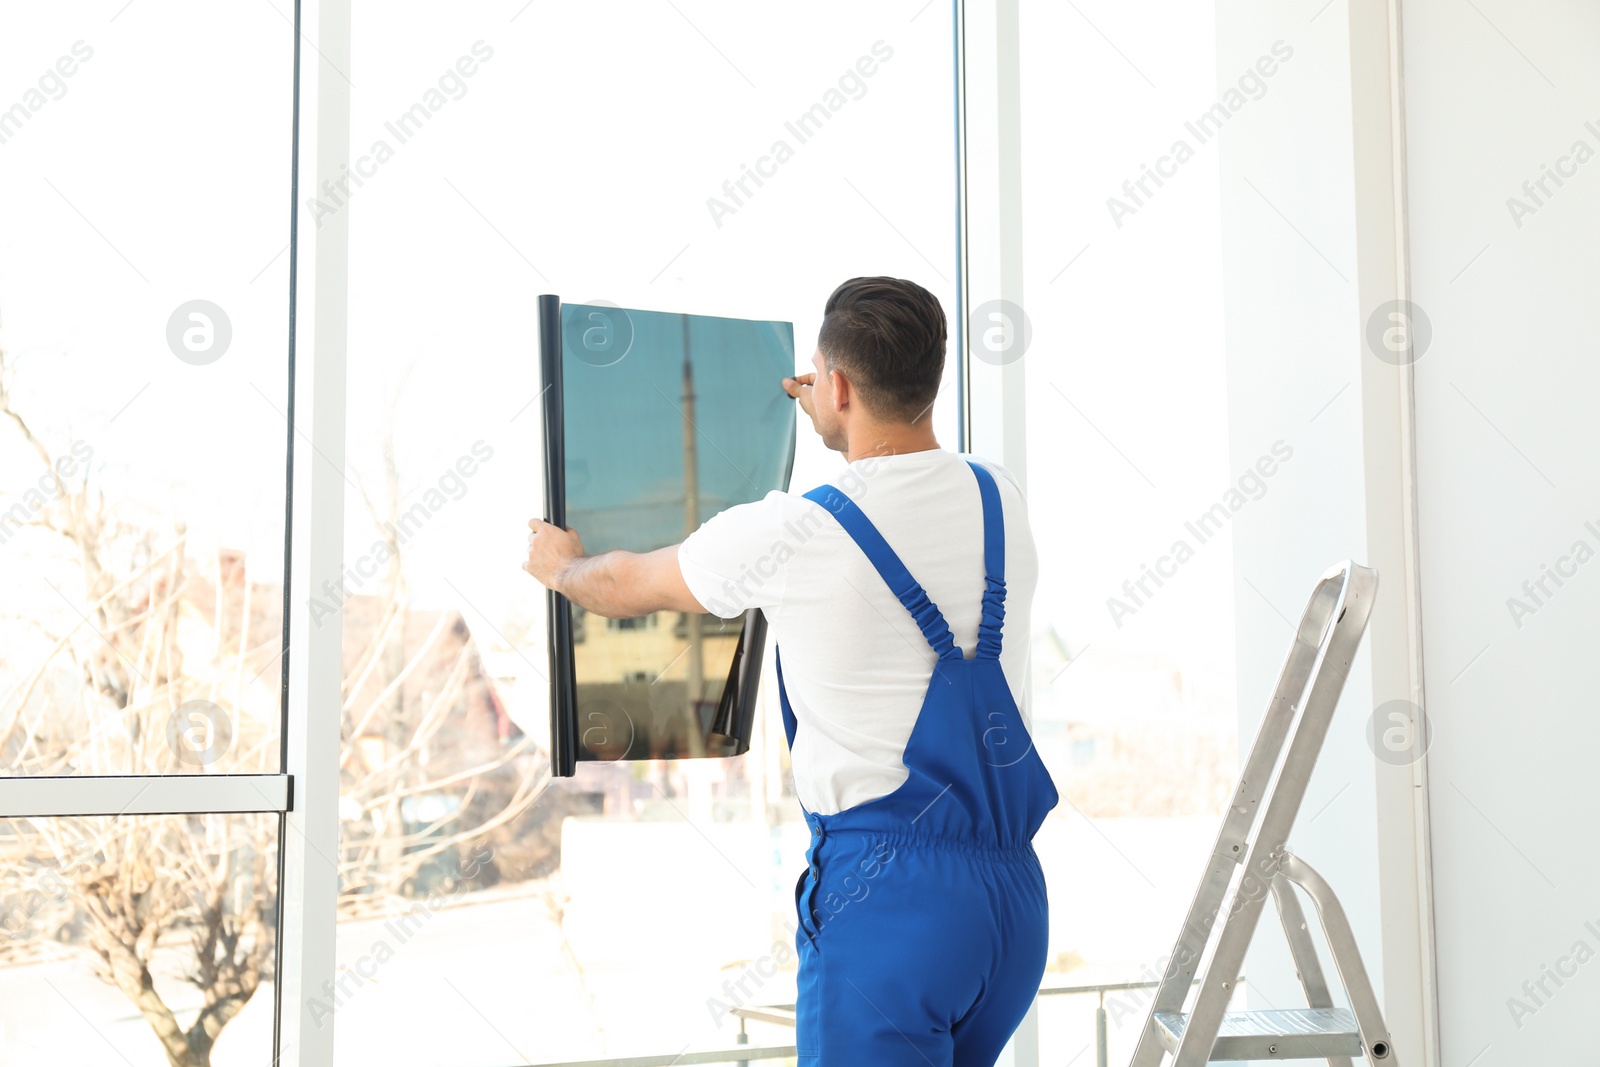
[523,518,584,593]
[522,521,708,618]
[782,373,821,435]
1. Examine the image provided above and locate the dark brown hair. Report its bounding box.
[817,276,946,424]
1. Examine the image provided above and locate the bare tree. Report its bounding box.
[334,374,548,904]
[0,346,548,1065]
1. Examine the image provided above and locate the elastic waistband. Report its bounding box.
[807,824,1039,862]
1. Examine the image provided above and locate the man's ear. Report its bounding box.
[829,367,851,412]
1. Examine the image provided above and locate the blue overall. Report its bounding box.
[775,460,1060,1065]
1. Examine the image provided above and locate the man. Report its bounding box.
[524,276,1058,1065]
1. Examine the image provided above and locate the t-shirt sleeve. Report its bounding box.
[677,490,797,619]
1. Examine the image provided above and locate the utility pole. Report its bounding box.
[680,314,706,759]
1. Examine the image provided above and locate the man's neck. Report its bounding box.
[844,423,941,464]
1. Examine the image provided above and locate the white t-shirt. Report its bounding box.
[677,447,1037,815]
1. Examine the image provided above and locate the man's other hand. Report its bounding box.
[782,373,820,435]
[524,518,584,592]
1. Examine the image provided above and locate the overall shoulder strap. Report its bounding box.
[966,460,1008,659]
[802,483,960,660]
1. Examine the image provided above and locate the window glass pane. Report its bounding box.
[561,304,796,764]
[0,4,295,776]
[335,2,954,1061]
[1018,1,1240,1062]
[0,812,280,1066]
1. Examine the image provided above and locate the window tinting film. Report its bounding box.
[547,301,795,772]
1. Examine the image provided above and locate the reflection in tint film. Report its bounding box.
[559,304,795,762]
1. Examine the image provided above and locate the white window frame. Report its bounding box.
[957,4,1039,1064]
[956,0,1027,479]
[276,0,351,1062]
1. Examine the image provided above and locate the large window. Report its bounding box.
[0,2,1253,1064]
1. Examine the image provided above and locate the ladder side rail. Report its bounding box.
[1128,575,1349,1067]
[1271,875,1355,1067]
[1129,651,1321,1066]
[1150,634,1315,995]
[1171,566,1377,1066]
[1170,855,1280,1067]
[1236,566,1377,887]
[1271,874,1339,1010]
[1279,853,1398,1065]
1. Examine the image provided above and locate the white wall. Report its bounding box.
[1403,1,1600,1062]
[1214,1,1600,1064]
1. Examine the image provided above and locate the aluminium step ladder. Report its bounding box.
[1131,561,1399,1066]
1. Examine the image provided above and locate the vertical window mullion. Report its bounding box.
[275,0,352,1063]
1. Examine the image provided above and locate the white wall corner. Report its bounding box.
[1347,0,1442,1064]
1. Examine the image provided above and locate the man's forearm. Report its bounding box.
[527,526,705,618]
[553,551,640,618]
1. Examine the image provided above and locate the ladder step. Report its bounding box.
[1152,1007,1363,1060]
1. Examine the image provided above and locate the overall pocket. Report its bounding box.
[793,866,821,951]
